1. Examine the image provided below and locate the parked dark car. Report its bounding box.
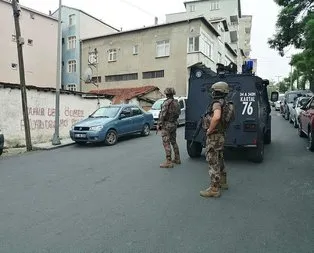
[0,128,4,156]
[69,104,154,146]
[298,95,314,151]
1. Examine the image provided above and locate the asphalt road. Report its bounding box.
[0,110,313,253]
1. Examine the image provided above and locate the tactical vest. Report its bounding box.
[202,99,226,134]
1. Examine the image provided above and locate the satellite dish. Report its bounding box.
[83,67,93,83]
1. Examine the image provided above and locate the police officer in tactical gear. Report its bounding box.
[157,87,181,168]
[200,81,230,198]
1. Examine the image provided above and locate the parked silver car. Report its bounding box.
[290,96,311,128]
[148,96,187,127]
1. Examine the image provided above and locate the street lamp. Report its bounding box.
[52,0,62,145]
[286,56,293,91]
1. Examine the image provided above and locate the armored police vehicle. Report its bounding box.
[185,62,274,163]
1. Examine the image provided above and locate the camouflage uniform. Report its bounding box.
[203,102,226,190]
[200,82,231,198]
[158,88,181,168]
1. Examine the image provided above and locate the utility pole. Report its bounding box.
[12,0,32,151]
[275,75,281,83]
[52,0,62,145]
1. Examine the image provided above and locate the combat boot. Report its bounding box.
[200,184,221,198]
[220,172,228,190]
[160,159,174,168]
[172,154,181,164]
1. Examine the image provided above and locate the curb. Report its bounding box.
[32,142,75,151]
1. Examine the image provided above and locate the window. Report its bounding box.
[12,34,16,42]
[91,76,101,83]
[156,40,170,57]
[67,36,76,49]
[200,33,213,58]
[11,63,17,70]
[179,100,184,109]
[131,107,143,116]
[142,70,164,79]
[27,39,33,46]
[69,14,76,26]
[189,5,195,12]
[105,73,138,82]
[133,45,139,55]
[210,1,220,10]
[188,36,199,52]
[67,84,77,91]
[108,49,117,61]
[68,60,77,73]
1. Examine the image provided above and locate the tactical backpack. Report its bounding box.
[209,99,235,131]
[165,99,181,122]
[218,99,235,130]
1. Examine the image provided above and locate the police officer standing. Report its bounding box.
[200,82,231,198]
[157,88,181,168]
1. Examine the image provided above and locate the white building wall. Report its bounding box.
[0,85,111,147]
[0,0,58,87]
[79,12,118,40]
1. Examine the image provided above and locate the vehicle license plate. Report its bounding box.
[75,133,86,138]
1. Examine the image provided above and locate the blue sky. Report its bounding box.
[19,0,298,82]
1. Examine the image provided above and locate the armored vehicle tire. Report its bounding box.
[264,129,271,145]
[187,140,202,158]
[248,134,264,163]
[0,148,3,156]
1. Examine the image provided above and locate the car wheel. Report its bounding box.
[105,129,118,146]
[187,140,202,158]
[264,129,271,144]
[298,123,306,138]
[284,110,289,120]
[293,117,298,128]
[289,114,293,123]
[249,133,264,163]
[308,129,314,152]
[141,123,150,136]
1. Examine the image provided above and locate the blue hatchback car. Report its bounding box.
[69,104,154,145]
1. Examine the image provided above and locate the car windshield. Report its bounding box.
[298,98,310,106]
[151,99,165,110]
[90,106,120,118]
[287,93,298,103]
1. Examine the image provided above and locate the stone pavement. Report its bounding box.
[1,138,75,157]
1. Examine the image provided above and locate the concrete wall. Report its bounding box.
[0,0,58,87]
[0,85,111,147]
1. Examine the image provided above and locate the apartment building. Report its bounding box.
[239,15,252,58]
[0,0,58,87]
[165,0,252,71]
[51,6,119,92]
[80,17,237,96]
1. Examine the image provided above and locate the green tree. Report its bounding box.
[278,77,291,93]
[268,0,314,56]
[268,0,314,91]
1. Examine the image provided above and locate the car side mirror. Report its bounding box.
[270,91,279,102]
[300,105,307,110]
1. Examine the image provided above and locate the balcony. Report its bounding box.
[187,52,216,71]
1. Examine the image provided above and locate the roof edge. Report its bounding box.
[81,16,220,42]
[225,42,237,57]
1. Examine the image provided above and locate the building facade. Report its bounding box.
[0,0,58,87]
[239,15,252,58]
[165,0,251,71]
[80,17,237,96]
[52,6,119,92]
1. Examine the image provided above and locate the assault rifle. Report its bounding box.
[189,111,209,148]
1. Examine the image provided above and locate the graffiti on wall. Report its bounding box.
[20,106,85,130]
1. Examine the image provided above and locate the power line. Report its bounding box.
[118,0,157,17]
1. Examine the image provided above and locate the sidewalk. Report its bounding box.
[1,138,75,157]
[32,138,75,150]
